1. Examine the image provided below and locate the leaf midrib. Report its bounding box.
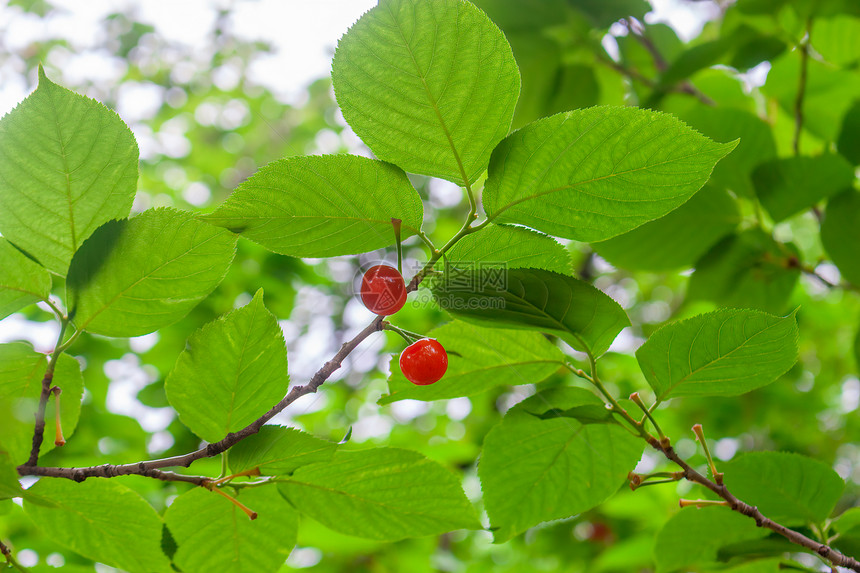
[387,1,471,188]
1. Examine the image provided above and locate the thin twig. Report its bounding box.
[622,18,715,106]
[801,264,860,293]
[793,20,812,156]
[26,321,68,466]
[649,439,860,572]
[0,539,27,572]
[595,53,715,106]
[625,18,667,72]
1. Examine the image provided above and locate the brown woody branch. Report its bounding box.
[17,316,385,482]
[647,436,860,572]
[26,369,54,467]
[23,465,210,485]
[26,320,71,467]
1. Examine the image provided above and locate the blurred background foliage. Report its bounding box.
[1,0,859,571]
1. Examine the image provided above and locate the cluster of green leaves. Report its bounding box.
[1,0,859,571]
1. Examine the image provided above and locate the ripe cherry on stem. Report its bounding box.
[360,265,407,316]
[400,339,448,385]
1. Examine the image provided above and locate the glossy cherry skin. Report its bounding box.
[360,264,407,316]
[400,339,448,385]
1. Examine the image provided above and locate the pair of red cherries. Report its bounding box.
[360,265,447,385]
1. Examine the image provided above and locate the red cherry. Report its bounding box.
[360,264,407,316]
[588,522,613,543]
[400,339,448,385]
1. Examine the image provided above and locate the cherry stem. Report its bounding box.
[392,218,403,274]
[679,499,730,509]
[213,467,261,486]
[692,424,723,484]
[382,322,423,344]
[628,470,685,490]
[629,392,666,441]
[206,483,258,520]
[52,386,65,447]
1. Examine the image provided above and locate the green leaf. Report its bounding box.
[721,559,785,573]
[653,507,769,573]
[444,225,572,274]
[0,66,138,275]
[482,106,737,243]
[679,107,777,197]
[471,0,573,32]
[688,229,800,315]
[0,238,51,320]
[636,308,798,402]
[331,0,520,185]
[228,426,338,475]
[279,447,480,541]
[812,15,860,67]
[479,387,644,542]
[730,35,787,71]
[204,155,423,257]
[822,190,860,286]
[380,321,565,404]
[164,486,297,573]
[717,538,797,562]
[753,154,855,222]
[856,322,860,372]
[592,185,740,271]
[659,37,735,87]
[0,343,83,463]
[834,507,860,536]
[722,452,844,524]
[837,100,860,165]
[24,478,171,573]
[508,37,601,130]
[433,268,630,356]
[569,0,649,27]
[166,290,289,443]
[764,53,860,142]
[66,207,237,337]
[0,451,23,500]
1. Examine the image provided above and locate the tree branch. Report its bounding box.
[624,18,667,72]
[25,321,68,466]
[22,465,210,485]
[647,437,860,572]
[18,316,386,481]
